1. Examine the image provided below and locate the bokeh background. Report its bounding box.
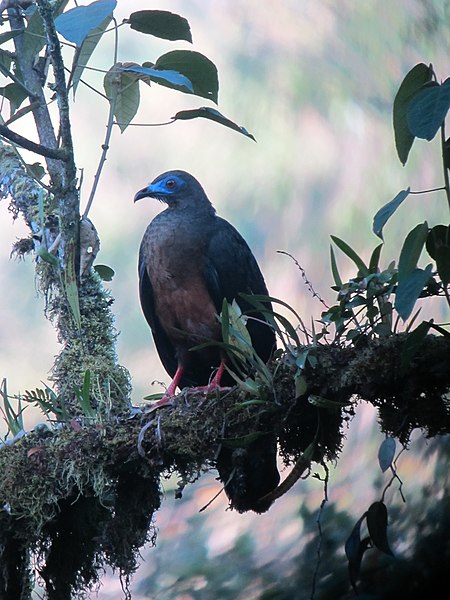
[0,1,449,598]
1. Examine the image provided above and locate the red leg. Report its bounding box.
[147,365,184,411]
[187,359,231,395]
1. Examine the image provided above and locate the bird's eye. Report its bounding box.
[166,179,176,189]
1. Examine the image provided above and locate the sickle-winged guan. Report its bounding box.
[135,170,279,512]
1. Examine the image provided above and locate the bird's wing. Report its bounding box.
[203,217,275,362]
[138,252,178,378]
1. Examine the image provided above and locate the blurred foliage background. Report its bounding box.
[0,0,449,597]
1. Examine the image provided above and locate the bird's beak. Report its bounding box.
[134,186,151,203]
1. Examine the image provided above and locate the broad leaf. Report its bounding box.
[393,63,433,165]
[55,0,117,47]
[23,0,69,64]
[395,264,433,321]
[127,10,192,42]
[123,64,193,94]
[398,222,428,282]
[373,188,410,240]
[94,264,115,281]
[0,30,24,45]
[330,236,369,277]
[378,437,396,472]
[104,64,140,132]
[154,50,218,103]
[0,83,28,114]
[71,16,112,96]
[407,78,450,141]
[426,225,450,285]
[173,107,255,140]
[367,502,394,556]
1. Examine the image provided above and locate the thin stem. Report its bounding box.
[82,18,119,220]
[441,122,450,212]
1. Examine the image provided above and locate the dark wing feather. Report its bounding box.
[203,217,275,362]
[138,252,179,379]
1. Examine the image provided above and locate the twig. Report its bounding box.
[0,123,68,160]
[82,18,119,220]
[277,250,330,309]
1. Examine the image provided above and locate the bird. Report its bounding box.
[135,170,280,512]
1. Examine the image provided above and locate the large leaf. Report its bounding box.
[127,10,192,42]
[71,16,112,96]
[398,222,428,282]
[426,225,450,285]
[23,0,68,65]
[407,78,450,141]
[393,63,433,165]
[367,502,394,556]
[395,264,433,321]
[104,64,140,132]
[154,50,218,103]
[123,64,193,94]
[345,513,370,590]
[172,107,256,141]
[373,188,410,240]
[55,0,117,47]
[0,82,28,115]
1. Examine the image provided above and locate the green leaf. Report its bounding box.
[426,225,450,285]
[373,188,410,240]
[367,501,394,556]
[127,10,192,42]
[308,395,349,409]
[104,64,140,132]
[294,373,307,398]
[123,64,194,94]
[0,82,28,114]
[0,30,24,45]
[378,437,396,472]
[71,15,112,96]
[26,162,46,180]
[398,222,428,281]
[401,320,431,370]
[23,0,69,64]
[330,244,343,287]
[173,107,256,141]
[154,50,219,103]
[407,78,450,141]
[55,0,117,47]
[37,246,58,266]
[94,264,115,281]
[393,63,433,165]
[330,236,369,276]
[395,265,433,321]
[369,243,383,272]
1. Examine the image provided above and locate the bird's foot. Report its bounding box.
[144,393,175,414]
[186,383,232,397]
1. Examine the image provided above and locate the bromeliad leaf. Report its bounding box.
[55,0,117,47]
[173,107,256,140]
[330,236,369,277]
[127,10,192,42]
[393,63,433,165]
[373,188,410,240]
[407,78,450,141]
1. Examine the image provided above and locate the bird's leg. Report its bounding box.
[147,365,184,412]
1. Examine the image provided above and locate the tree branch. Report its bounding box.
[0,123,69,160]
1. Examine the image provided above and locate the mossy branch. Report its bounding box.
[0,333,448,598]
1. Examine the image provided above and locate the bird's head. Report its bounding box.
[134,170,214,212]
